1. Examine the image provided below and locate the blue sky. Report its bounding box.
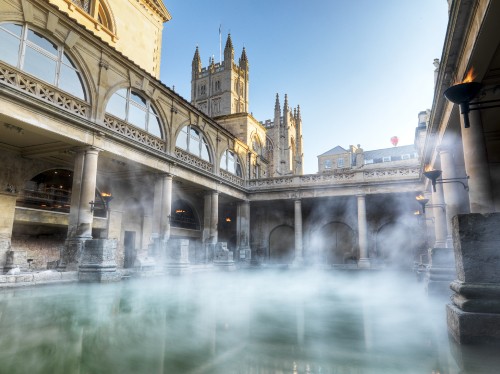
[160,1,449,174]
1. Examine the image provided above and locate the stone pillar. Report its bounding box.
[292,199,304,266]
[62,147,100,269]
[1,191,18,273]
[460,111,494,213]
[165,238,191,275]
[151,174,172,261]
[357,194,370,268]
[447,213,500,344]
[236,200,251,262]
[203,191,219,262]
[439,147,463,247]
[431,182,447,248]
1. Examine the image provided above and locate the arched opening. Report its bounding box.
[171,199,200,230]
[269,225,295,264]
[18,169,107,217]
[318,222,356,265]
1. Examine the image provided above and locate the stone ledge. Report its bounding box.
[0,271,78,288]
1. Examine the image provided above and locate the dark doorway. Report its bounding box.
[124,231,136,268]
[269,225,295,264]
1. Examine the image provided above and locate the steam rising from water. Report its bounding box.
[0,271,497,373]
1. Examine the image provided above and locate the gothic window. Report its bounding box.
[0,23,86,100]
[176,125,211,161]
[215,80,221,91]
[200,84,206,96]
[106,88,162,138]
[220,149,242,177]
[71,0,114,31]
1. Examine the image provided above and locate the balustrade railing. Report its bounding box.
[0,61,90,118]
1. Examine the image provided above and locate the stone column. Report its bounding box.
[357,194,370,268]
[150,174,172,261]
[62,147,100,269]
[0,191,18,273]
[431,182,447,248]
[203,191,218,262]
[439,147,463,247]
[460,110,494,213]
[236,200,251,262]
[293,199,304,265]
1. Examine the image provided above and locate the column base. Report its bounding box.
[290,257,305,269]
[78,239,120,283]
[447,303,500,345]
[426,247,456,296]
[357,258,371,269]
[165,239,191,275]
[213,242,236,271]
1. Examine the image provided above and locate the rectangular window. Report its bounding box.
[382,156,391,162]
[324,160,332,169]
[364,159,374,165]
[401,154,410,160]
[337,158,344,168]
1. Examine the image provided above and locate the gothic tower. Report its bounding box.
[191,34,249,117]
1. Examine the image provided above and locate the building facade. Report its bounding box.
[0,0,427,276]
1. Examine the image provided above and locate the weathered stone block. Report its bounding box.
[452,213,500,283]
[165,239,190,275]
[78,239,120,282]
[33,270,62,284]
[213,242,236,271]
[447,304,500,344]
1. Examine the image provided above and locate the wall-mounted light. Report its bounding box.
[101,192,113,210]
[89,200,95,212]
[415,194,445,214]
[443,68,500,128]
[423,166,469,192]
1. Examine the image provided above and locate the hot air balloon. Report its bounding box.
[390,136,399,147]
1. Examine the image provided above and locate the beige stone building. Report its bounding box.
[0,0,427,278]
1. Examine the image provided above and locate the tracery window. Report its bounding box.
[0,23,86,100]
[176,125,211,161]
[106,88,162,138]
[220,149,242,177]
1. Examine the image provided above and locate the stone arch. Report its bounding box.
[316,221,357,265]
[375,221,413,268]
[269,225,295,264]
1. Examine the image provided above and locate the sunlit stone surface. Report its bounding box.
[1,271,499,373]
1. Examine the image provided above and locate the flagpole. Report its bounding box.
[219,24,222,63]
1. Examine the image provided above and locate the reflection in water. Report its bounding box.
[0,270,498,373]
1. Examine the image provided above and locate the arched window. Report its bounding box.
[71,0,114,31]
[220,149,242,177]
[106,88,162,138]
[175,125,211,161]
[0,23,86,100]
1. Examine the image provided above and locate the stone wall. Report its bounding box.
[11,235,63,270]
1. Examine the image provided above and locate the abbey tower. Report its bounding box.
[191,34,304,177]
